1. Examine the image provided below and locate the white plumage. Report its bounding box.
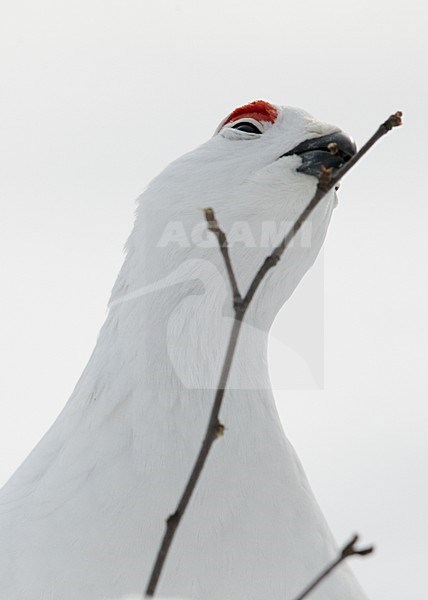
[0,101,366,599]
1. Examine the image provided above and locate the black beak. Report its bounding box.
[280,131,357,177]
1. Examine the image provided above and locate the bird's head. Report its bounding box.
[115,100,355,331]
[213,99,355,179]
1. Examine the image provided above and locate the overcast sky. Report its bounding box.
[1,1,427,599]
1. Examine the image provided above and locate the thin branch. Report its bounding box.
[144,111,401,597]
[145,313,245,596]
[243,111,402,307]
[292,534,374,600]
[204,207,242,305]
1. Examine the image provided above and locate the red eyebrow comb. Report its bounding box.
[223,100,278,126]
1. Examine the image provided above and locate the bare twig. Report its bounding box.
[145,216,245,596]
[292,534,374,600]
[204,207,243,305]
[243,111,402,307]
[145,111,401,597]
[145,317,243,596]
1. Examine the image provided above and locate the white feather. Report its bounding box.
[0,104,367,599]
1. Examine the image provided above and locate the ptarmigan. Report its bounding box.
[0,101,366,600]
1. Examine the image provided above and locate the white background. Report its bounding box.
[1,1,427,598]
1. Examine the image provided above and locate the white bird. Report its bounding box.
[0,100,366,600]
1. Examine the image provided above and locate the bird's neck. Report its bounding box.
[104,275,272,400]
[101,201,279,403]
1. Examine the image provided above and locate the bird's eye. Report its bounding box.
[231,122,262,134]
